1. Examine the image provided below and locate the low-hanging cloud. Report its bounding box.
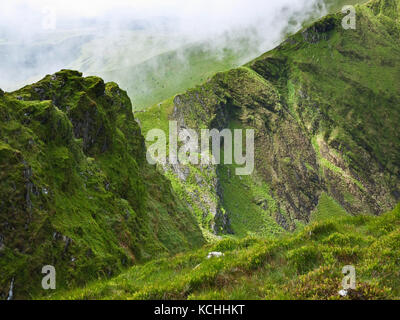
[0,0,329,93]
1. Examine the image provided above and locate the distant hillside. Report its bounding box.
[0,1,368,111]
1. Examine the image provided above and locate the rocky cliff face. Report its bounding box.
[165,0,400,232]
[0,70,204,299]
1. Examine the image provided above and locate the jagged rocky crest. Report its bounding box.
[0,70,204,299]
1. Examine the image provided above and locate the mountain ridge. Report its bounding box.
[1,0,399,300]
[0,70,204,299]
[136,0,400,234]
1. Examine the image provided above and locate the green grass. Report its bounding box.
[311,193,351,222]
[49,203,400,300]
[218,164,284,237]
[217,120,285,237]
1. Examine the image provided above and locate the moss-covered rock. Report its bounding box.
[0,70,204,299]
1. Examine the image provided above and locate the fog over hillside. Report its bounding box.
[0,0,331,98]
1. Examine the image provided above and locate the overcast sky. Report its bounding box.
[0,0,327,91]
[2,0,322,17]
[0,0,327,36]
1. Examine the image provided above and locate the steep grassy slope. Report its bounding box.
[102,1,369,110]
[54,203,400,300]
[326,0,369,11]
[244,0,400,222]
[102,42,251,110]
[0,70,204,299]
[137,0,400,235]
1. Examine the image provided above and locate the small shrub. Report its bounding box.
[287,246,321,274]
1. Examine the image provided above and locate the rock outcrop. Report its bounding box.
[0,70,204,299]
